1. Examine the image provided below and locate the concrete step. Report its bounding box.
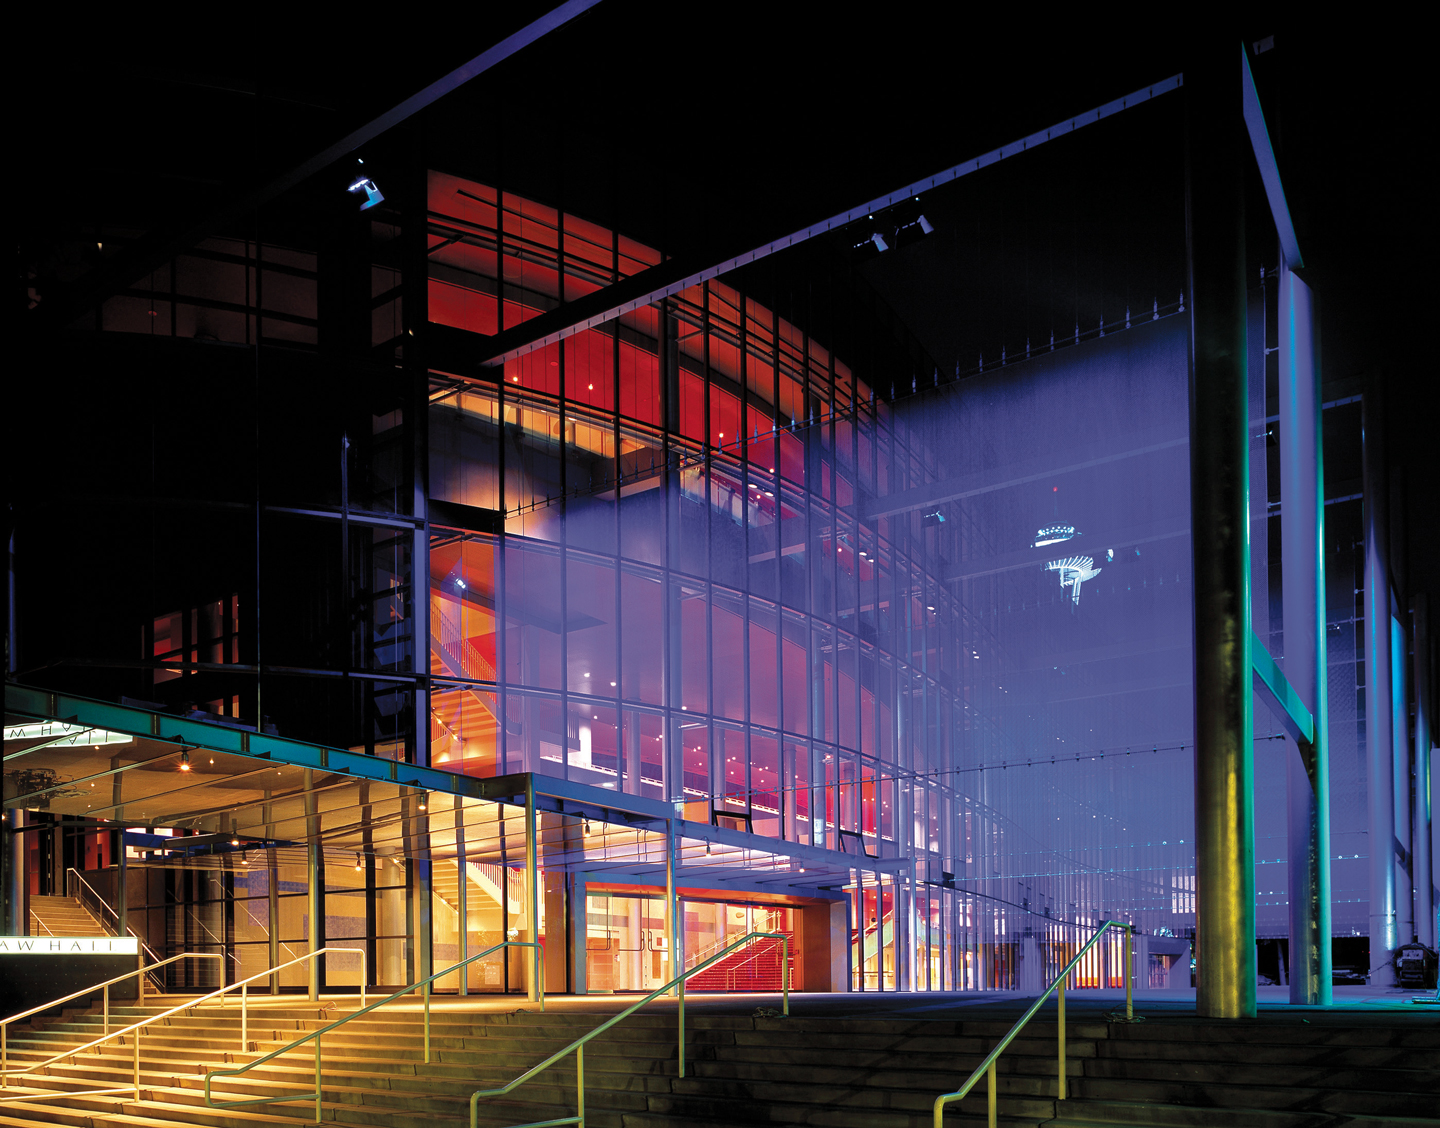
[1071,1074,1440,1118]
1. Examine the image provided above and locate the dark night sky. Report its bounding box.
[17,8,1437,613]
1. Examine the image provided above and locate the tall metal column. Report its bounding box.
[666,817,679,996]
[305,769,322,1002]
[1362,388,1397,982]
[1278,265,1331,1004]
[1186,39,1256,1019]
[454,796,468,996]
[5,809,27,935]
[525,777,539,1002]
[1392,615,1413,943]
[1414,596,1434,949]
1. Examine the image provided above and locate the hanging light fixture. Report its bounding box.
[355,853,363,872]
[178,750,191,772]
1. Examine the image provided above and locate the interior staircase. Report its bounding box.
[0,1000,1434,1128]
[27,896,107,938]
[686,935,794,993]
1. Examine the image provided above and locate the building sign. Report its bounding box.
[0,936,139,954]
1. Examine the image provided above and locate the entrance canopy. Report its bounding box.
[5,684,881,896]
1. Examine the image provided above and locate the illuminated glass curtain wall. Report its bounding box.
[423,171,1212,989]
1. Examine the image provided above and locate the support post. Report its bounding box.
[455,796,468,996]
[304,770,323,1002]
[1416,596,1435,950]
[666,816,679,997]
[1279,264,1332,1005]
[1393,615,1414,943]
[6,809,28,936]
[1362,386,1397,982]
[1186,38,1256,1019]
[525,776,539,1003]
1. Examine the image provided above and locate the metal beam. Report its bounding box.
[1278,263,1331,1005]
[1240,46,1303,268]
[471,75,1183,370]
[1250,631,1315,747]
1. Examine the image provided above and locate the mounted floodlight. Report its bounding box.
[348,176,384,211]
[178,749,191,772]
[922,510,946,527]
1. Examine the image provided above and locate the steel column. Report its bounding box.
[1278,265,1332,1004]
[1415,596,1434,949]
[666,817,679,997]
[305,769,322,1002]
[1393,615,1413,943]
[1362,388,1397,982]
[4,809,26,936]
[1186,38,1256,1019]
[525,777,539,1003]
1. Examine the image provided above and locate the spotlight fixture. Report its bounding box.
[922,510,946,527]
[178,750,191,772]
[347,160,384,211]
[230,835,240,847]
[417,794,427,811]
[355,853,363,872]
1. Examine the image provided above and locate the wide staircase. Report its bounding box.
[687,935,794,993]
[27,896,106,938]
[0,1001,1435,1128]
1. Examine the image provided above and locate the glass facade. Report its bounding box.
[11,36,1426,999]
[421,171,1209,990]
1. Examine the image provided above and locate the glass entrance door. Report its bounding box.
[585,893,669,992]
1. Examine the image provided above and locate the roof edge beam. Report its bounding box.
[1241,43,1303,268]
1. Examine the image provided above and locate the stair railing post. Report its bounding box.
[314,1029,322,1124]
[1125,925,1134,1020]
[576,1040,585,1126]
[1057,976,1066,1100]
[133,1022,140,1099]
[424,978,431,1063]
[782,935,790,1015]
[241,982,248,1051]
[104,983,109,1037]
[678,975,686,1078]
[987,1058,997,1128]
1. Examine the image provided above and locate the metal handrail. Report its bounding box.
[205,940,544,1125]
[0,946,363,1106]
[65,867,168,990]
[26,914,54,937]
[932,919,1134,1128]
[1,952,221,1098]
[470,930,790,1128]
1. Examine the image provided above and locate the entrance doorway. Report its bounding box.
[584,891,797,993]
[585,892,669,992]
